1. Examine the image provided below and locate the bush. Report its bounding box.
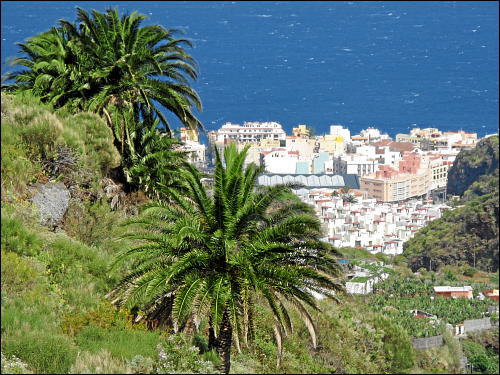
[63,199,125,249]
[1,250,43,295]
[1,215,43,257]
[75,325,162,361]
[69,349,130,374]
[462,265,476,277]
[462,340,499,374]
[155,334,220,374]
[1,330,78,374]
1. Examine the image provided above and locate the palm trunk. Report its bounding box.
[216,308,232,374]
[208,315,217,351]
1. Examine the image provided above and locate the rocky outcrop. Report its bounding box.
[405,136,499,272]
[31,182,71,227]
[447,136,499,196]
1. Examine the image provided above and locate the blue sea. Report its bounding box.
[1,1,498,139]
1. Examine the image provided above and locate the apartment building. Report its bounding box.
[212,121,286,144]
[318,134,346,155]
[428,156,452,190]
[396,128,478,151]
[360,163,430,202]
[332,154,380,176]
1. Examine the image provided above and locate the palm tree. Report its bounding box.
[3,27,86,109]
[125,118,190,199]
[4,7,203,153]
[108,144,344,373]
[343,193,358,204]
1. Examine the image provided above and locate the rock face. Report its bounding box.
[447,136,499,196]
[31,182,71,227]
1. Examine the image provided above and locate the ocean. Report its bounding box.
[1,1,498,139]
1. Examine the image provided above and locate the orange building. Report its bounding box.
[483,289,499,301]
[433,286,473,299]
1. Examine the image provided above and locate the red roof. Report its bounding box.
[329,237,341,240]
[372,245,383,248]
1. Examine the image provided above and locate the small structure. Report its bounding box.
[482,289,499,301]
[433,286,473,299]
[409,310,437,319]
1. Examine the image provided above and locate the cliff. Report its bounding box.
[404,136,499,272]
[446,136,499,197]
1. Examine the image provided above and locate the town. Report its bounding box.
[178,121,496,255]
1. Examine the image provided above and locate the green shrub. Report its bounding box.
[370,315,415,373]
[1,250,42,294]
[63,199,125,249]
[462,340,499,374]
[75,325,162,361]
[155,334,220,374]
[462,265,476,277]
[61,301,146,337]
[67,112,120,173]
[0,121,42,195]
[45,237,108,281]
[1,215,43,256]
[2,330,78,374]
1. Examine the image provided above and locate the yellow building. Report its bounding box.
[180,127,199,143]
[292,124,310,138]
[318,134,345,154]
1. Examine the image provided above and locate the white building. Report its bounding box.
[332,154,380,176]
[179,140,206,166]
[262,148,299,174]
[330,125,351,141]
[359,127,390,143]
[214,121,286,144]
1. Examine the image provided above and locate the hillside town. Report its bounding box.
[179,121,495,255]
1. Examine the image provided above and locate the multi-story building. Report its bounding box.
[330,125,351,140]
[360,162,430,202]
[332,154,380,176]
[285,136,316,159]
[396,128,478,151]
[212,121,286,144]
[358,127,390,143]
[318,134,345,155]
[262,148,300,174]
[292,124,310,138]
[179,127,206,166]
[428,156,452,190]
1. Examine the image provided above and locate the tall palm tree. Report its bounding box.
[4,7,203,150]
[108,144,344,373]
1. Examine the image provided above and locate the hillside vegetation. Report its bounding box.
[1,6,497,373]
[403,136,499,273]
[2,93,488,374]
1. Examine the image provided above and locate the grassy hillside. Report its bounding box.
[1,93,495,374]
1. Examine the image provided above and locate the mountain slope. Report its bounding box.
[404,136,499,272]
